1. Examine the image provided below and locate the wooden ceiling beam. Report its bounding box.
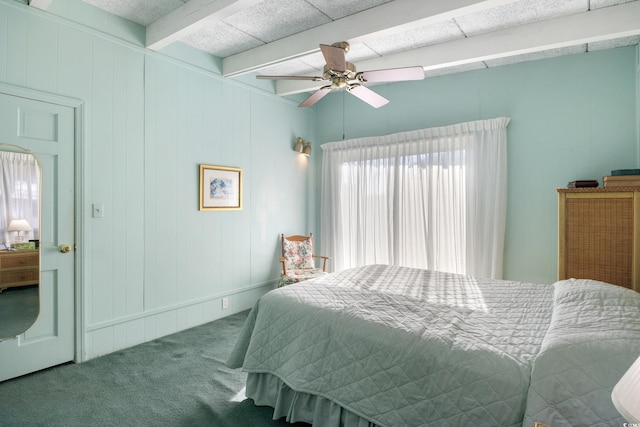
[222,0,520,78]
[275,1,640,96]
[28,0,53,10]
[146,0,263,51]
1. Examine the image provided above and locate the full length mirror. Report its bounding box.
[0,145,41,341]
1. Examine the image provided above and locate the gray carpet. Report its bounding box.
[0,310,309,427]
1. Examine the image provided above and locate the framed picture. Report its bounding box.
[199,165,242,211]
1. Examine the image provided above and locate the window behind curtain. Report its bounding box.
[321,117,509,279]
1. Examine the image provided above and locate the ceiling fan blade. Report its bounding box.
[347,84,389,108]
[320,44,346,72]
[256,75,323,81]
[358,66,425,83]
[299,86,332,108]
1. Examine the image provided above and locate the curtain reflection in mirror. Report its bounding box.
[0,151,39,248]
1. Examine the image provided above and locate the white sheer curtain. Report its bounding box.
[0,151,40,246]
[320,117,510,278]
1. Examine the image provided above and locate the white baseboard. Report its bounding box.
[82,281,275,360]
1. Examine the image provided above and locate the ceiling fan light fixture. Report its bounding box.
[331,77,348,89]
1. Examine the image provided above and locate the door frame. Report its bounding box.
[0,82,86,362]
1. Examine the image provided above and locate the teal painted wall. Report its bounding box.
[315,47,638,285]
[0,0,317,358]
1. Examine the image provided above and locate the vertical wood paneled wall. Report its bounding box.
[0,0,317,359]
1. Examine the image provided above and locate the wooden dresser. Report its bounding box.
[558,187,640,291]
[0,249,39,292]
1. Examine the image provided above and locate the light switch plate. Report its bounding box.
[92,203,104,218]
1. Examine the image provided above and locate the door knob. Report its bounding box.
[59,244,72,253]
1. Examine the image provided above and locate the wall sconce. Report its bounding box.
[294,137,312,156]
[8,219,32,243]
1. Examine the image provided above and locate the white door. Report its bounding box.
[0,92,75,382]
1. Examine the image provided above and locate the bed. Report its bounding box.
[226,264,640,427]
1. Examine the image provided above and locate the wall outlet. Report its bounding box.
[221,298,229,310]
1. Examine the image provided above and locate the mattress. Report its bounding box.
[227,265,640,427]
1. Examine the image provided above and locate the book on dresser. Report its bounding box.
[567,180,598,188]
[603,175,640,187]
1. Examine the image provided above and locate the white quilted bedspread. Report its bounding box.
[227,265,555,427]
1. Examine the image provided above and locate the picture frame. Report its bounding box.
[199,164,242,211]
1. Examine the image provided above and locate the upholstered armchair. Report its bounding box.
[279,233,330,287]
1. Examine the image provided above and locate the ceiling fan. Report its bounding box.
[256,42,425,108]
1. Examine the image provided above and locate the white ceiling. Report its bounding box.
[32,0,640,97]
